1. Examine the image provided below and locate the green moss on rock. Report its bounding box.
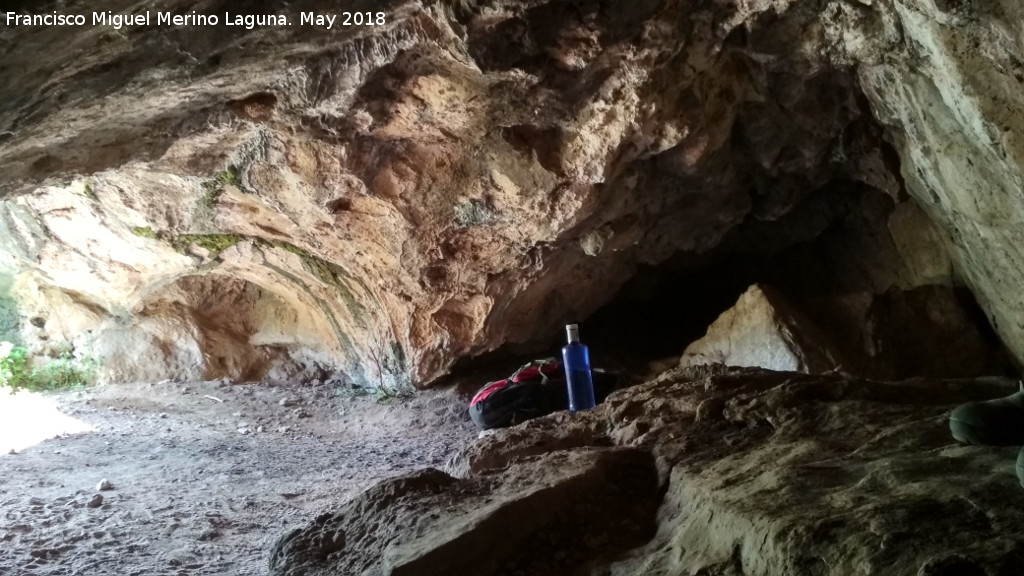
[171,234,244,259]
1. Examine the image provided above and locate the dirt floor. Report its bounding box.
[0,378,478,576]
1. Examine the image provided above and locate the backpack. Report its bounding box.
[468,359,568,430]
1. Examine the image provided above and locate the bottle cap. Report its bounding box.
[565,324,580,343]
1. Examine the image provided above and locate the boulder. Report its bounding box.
[801,285,1015,380]
[268,447,659,576]
[864,285,1013,379]
[680,284,844,374]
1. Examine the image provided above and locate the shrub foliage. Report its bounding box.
[0,340,100,392]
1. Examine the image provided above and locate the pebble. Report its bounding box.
[8,448,16,455]
[97,479,114,491]
[279,398,296,407]
[87,494,104,508]
[294,409,311,419]
[278,426,291,433]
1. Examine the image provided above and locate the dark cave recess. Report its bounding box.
[455,182,1014,383]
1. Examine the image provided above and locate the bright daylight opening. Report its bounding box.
[0,387,95,454]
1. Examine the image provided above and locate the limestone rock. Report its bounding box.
[802,285,1014,380]
[0,0,1022,388]
[680,284,843,374]
[268,447,659,576]
[862,285,1014,379]
[436,366,1024,575]
[831,0,1024,369]
[0,0,912,387]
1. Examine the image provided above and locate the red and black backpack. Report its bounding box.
[468,359,568,430]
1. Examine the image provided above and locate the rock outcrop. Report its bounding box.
[678,282,1011,379]
[276,366,1024,575]
[268,447,659,576]
[0,0,1021,387]
[833,0,1024,374]
[680,284,843,374]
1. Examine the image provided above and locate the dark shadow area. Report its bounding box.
[450,183,1015,388]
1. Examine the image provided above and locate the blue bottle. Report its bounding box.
[562,324,596,412]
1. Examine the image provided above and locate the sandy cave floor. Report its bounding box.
[0,378,478,576]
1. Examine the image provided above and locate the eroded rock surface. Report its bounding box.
[342,366,1024,576]
[268,447,659,576]
[0,0,1022,388]
[0,0,988,387]
[837,0,1024,372]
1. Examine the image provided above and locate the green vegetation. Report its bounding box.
[0,343,29,388]
[370,381,413,404]
[130,225,244,260]
[202,165,240,196]
[0,339,100,392]
[83,182,98,201]
[336,374,413,405]
[454,199,494,228]
[0,276,21,344]
[132,226,158,239]
[197,165,241,220]
[266,239,309,257]
[216,165,241,186]
[200,180,224,210]
[170,234,244,259]
[132,226,242,260]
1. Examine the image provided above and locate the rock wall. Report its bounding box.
[0,0,1020,385]
[827,0,1024,367]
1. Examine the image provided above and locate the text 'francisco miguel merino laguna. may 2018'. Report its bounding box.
[3,10,386,30]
